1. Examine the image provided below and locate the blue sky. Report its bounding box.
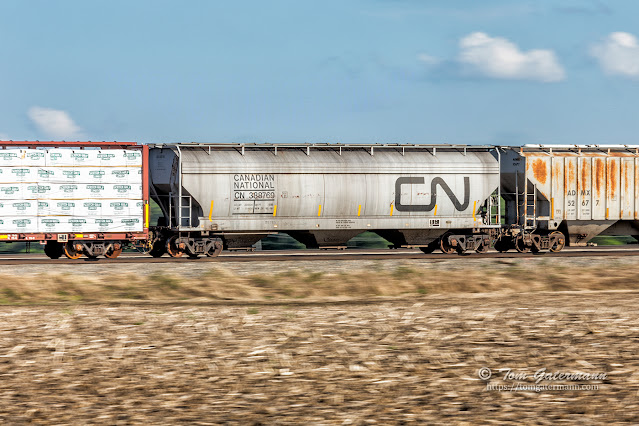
[1,0,639,145]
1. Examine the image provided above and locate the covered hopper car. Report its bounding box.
[147,143,502,257]
[497,144,639,252]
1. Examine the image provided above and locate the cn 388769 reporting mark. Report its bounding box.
[232,174,276,215]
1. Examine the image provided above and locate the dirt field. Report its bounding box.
[1,290,638,424]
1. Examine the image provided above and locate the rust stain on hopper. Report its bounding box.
[553,161,561,180]
[580,161,589,192]
[595,158,604,196]
[623,162,629,193]
[609,160,617,199]
[532,159,547,184]
[567,161,575,187]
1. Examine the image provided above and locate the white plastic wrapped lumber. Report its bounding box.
[73,200,104,216]
[0,200,38,216]
[0,184,25,200]
[0,167,137,184]
[101,183,143,199]
[33,216,143,233]
[45,149,76,167]
[46,183,82,199]
[24,184,54,198]
[47,200,77,216]
[0,150,23,166]
[0,167,36,183]
[22,150,47,166]
[79,183,142,199]
[0,149,47,167]
[97,149,142,167]
[38,217,64,233]
[0,216,37,233]
[121,150,143,166]
[85,216,143,232]
[103,200,142,217]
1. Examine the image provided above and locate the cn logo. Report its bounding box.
[395,177,470,212]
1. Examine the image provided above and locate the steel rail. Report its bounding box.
[0,247,638,264]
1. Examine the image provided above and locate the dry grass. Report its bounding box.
[0,260,639,304]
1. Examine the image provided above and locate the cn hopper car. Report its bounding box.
[147,143,501,257]
[0,141,637,259]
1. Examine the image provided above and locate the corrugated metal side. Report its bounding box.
[525,152,639,222]
[565,158,577,220]
[593,158,605,219]
[551,157,564,220]
[577,157,591,220]
[168,146,500,231]
[607,157,619,219]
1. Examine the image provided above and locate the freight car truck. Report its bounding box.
[148,143,502,257]
[0,141,149,259]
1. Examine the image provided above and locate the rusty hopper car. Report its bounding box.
[147,143,502,257]
[498,145,639,252]
[0,141,149,259]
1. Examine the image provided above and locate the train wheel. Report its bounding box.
[439,234,456,255]
[166,236,184,258]
[44,241,64,259]
[475,241,489,254]
[549,231,566,253]
[105,247,123,259]
[149,239,167,258]
[515,236,531,253]
[419,240,439,254]
[419,246,436,254]
[206,241,223,258]
[63,242,82,259]
[494,237,511,253]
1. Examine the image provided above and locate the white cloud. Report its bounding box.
[457,32,565,82]
[590,32,639,77]
[416,53,441,65]
[27,106,84,140]
[0,133,8,141]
